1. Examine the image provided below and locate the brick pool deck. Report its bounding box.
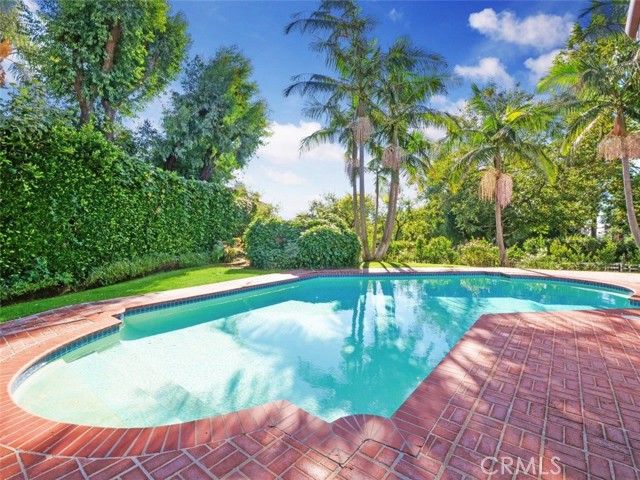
[1,268,640,479]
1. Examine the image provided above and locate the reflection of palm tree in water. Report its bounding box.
[297,279,433,418]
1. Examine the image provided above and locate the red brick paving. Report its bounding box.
[1,269,640,479]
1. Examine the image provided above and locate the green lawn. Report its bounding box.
[1,265,278,323]
[360,261,458,269]
[1,262,458,323]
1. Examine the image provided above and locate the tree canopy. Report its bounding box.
[158,47,269,182]
[37,0,189,138]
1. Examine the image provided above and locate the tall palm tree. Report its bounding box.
[285,0,379,259]
[286,3,453,261]
[299,97,363,240]
[445,85,555,266]
[370,37,454,259]
[539,32,640,249]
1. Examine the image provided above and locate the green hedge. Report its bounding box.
[244,218,361,269]
[298,225,360,269]
[1,123,243,300]
[243,218,303,269]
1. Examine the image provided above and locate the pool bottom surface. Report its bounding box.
[12,275,632,428]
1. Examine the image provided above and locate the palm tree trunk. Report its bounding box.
[621,156,640,249]
[352,176,360,236]
[351,142,361,240]
[358,141,371,260]
[495,199,507,266]
[372,170,380,251]
[374,172,399,260]
[374,132,401,260]
[615,112,640,250]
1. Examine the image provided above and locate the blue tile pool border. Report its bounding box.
[122,271,639,317]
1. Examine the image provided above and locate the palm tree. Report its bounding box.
[444,85,555,266]
[576,0,630,41]
[299,98,363,240]
[286,3,454,260]
[539,32,640,249]
[370,37,454,259]
[285,0,379,260]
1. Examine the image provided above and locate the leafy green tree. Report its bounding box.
[444,85,555,265]
[132,120,163,164]
[37,0,189,139]
[539,31,640,249]
[0,0,38,86]
[159,48,269,182]
[298,192,374,230]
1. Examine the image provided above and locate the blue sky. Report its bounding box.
[140,1,586,217]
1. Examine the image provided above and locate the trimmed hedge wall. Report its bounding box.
[1,124,243,300]
[243,218,303,269]
[298,225,361,269]
[244,217,361,269]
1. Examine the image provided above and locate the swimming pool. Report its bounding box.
[12,274,634,427]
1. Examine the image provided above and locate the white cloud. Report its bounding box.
[469,8,573,50]
[256,120,344,165]
[265,170,306,186]
[524,49,561,83]
[388,8,404,23]
[422,126,447,141]
[454,57,515,88]
[431,95,467,115]
[23,0,39,12]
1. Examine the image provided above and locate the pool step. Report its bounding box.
[98,343,212,424]
[69,349,182,426]
[14,356,126,428]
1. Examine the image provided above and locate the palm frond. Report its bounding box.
[538,62,579,92]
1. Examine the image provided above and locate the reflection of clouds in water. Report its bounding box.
[235,300,350,368]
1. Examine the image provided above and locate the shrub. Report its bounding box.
[597,240,618,265]
[297,225,361,269]
[386,241,416,263]
[522,236,547,255]
[79,252,218,288]
[506,245,526,262]
[418,236,457,264]
[243,218,303,269]
[457,239,499,267]
[0,122,245,300]
[244,217,361,269]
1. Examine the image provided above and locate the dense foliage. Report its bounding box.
[244,218,361,269]
[156,48,269,182]
[243,218,304,269]
[2,0,639,314]
[0,107,249,301]
[298,225,361,269]
[37,0,189,137]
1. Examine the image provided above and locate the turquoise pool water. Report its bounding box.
[13,275,633,427]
